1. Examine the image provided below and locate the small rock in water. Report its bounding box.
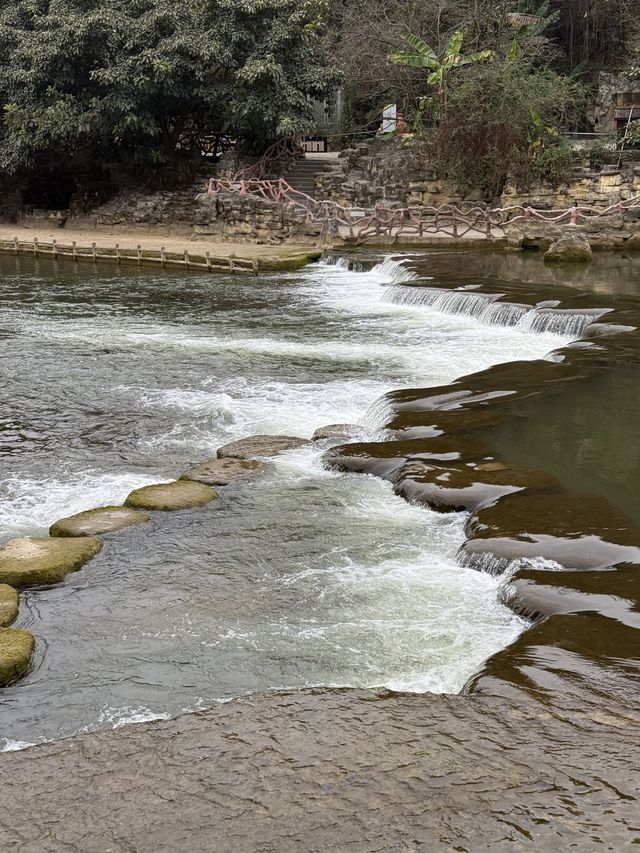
[125,480,218,511]
[0,584,19,627]
[217,435,312,459]
[0,628,35,686]
[49,506,150,537]
[544,233,592,263]
[312,424,362,441]
[0,536,103,588]
[179,457,267,486]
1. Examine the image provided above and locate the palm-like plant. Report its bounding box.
[389,30,493,117]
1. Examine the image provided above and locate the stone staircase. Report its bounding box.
[283,155,336,200]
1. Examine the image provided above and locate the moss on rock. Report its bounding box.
[50,506,150,537]
[0,628,35,686]
[0,537,103,588]
[179,458,267,486]
[0,585,19,627]
[125,480,218,511]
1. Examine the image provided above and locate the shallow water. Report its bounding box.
[0,252,573,747]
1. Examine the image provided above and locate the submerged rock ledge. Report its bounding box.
[323,270,640,702]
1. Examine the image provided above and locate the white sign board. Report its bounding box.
[382,104,397,133]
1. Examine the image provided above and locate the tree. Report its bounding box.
[389,29,493,115]
[0,0,338,177]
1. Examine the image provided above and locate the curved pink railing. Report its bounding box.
[203,175,640,244]
[233,137,303,182]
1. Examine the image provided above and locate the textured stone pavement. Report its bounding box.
[1,687,639,852]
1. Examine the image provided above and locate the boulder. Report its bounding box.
[49,506,150,537]
[312,424,363,441]
[0,537,103,588]
[125,480,218,511]
[217,435,312,460]
[0,585,19,627]
[0,628,35,686]
[544,233,592,263]
[179,457,267,486]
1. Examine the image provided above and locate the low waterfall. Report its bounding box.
[383,284,609,337]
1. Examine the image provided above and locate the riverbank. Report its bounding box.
[1,250,639,849]
[0,225,322,272]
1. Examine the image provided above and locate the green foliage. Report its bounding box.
[434,55,585,196]
[389,29,492,114]
[624,120,640,150]
[532,139,577,185]
[589,136,617,169]
[0,0,339,176]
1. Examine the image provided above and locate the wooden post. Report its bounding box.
[33,237,38,257]
[13,237,18,255]
[92,242,97,263]
[252,258,259,275]
[72,241,78,261]
[137,244,142,265]
[160,247,166,267]
[205,251,211,272]
[229,257,235,273]
[184,249,189,268]
[52,239,57,260]
[115,244,120,264]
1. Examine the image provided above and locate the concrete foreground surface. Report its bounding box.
[0,687,638,852]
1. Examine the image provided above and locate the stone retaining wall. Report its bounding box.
[192,193,322,245]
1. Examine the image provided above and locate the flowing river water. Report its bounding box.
[0,251,579,748]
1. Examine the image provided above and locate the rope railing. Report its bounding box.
[204,176,640,244]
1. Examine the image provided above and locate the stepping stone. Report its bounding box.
[312,423,362,441]
[0,537,103,588]
[0,585,18,627]
[125,480,218,511]
[217,435,312,459]
[49,506,150,537]
[0,628,35,686]
[179,458,267,486]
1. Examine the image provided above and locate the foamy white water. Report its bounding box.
[0,251,576,748]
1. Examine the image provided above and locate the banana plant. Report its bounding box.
[389,30,493,117]
[506,2,560,60]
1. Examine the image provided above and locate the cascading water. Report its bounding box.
[382,282,609,336]
[0,250,577,750]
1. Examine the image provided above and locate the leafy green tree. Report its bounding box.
[389,30,493,115]
[0,0,338,176]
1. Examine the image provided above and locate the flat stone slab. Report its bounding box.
[125,481,218,511]
[49,506,150,537]
[462,493,640,572]
[0,627,35,685]
[395,459,558,512]
[0,584,18,627]
[179,458,267,486]
[0,537,103,588]
[217,435,312,459]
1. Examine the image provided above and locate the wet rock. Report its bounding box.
[461,493,640,572]
[500,563,640,625]
[312,424,362,441]
[49,506,150,537]
[0,628,35,686]
[0,584,18,627]
[0,536,103,588]
[323,436,491,482]
[395,459,558,512]
[179,457,267,486]
[544,233,592,264]
[125,481,218,511]
[217,435,312,459]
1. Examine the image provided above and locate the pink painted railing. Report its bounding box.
[234,137,303,182]
[204,176,640,244]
